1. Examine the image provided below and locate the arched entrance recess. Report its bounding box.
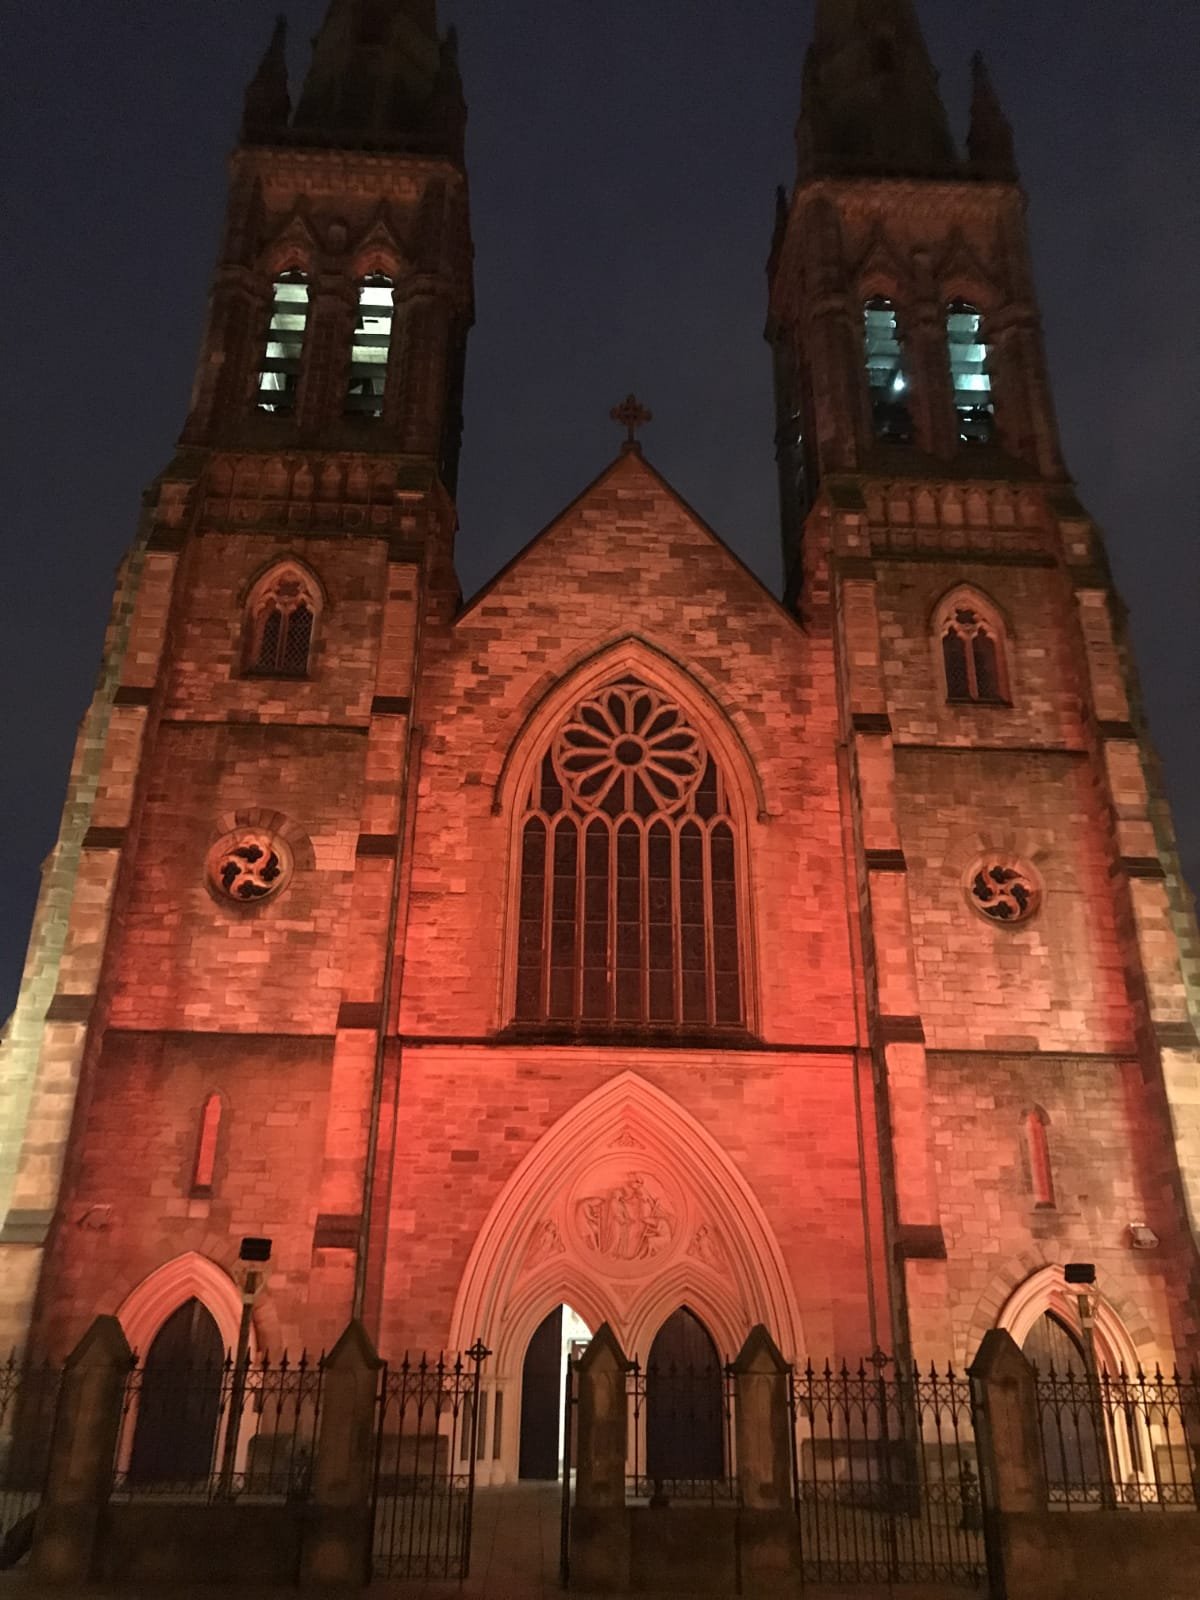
[449,1072,802,1484]
[128,1298,223,1486]
[998,1266,1149,1497]
[115,1251,252,1358]
[996,1266,1142,1375]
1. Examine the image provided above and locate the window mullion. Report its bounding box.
[670,821,683,1024]
[965,628,979,701]
[639,820,650,1025]
[701,820,717,1026]
[539,819,554,1020]
[606,817,617,1024]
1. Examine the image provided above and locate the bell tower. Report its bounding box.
[0,0,475,1353]
[186,0,472,493]
[769,1,1200,1361]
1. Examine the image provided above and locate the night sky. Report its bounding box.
[3,2,1198,1020]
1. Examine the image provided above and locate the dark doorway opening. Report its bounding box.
[646,1306,724,1484]
[1022,1311,1107,1488]
[128,1297,224,1486]
[519,1303,592,1480]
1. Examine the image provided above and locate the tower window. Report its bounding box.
[256,272,310,414]
[514,678,744,1031]
[863,297,913,442]
[947,300,995,443]
[1023,1108,1056,1209]
[244,564,320,678]
[190,1095,223,1198]
[939,597,1009,705]
[346,275,395,417]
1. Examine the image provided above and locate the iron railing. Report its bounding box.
[372,1344,488,1581]
[111,1351,322,1502]
[625,1356,737,1503]
[791,1357,986,1586]
[1034,1364,1200,1511]
[0,1355,60,1567]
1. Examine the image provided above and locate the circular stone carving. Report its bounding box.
[565,1157,685,1278]
[967,860,1040,925]
[552,681,705,816]
[207,829,292,905]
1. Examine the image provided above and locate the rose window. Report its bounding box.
[968,861,1039,924]
[208,831,291,904]
[553,682,705,818]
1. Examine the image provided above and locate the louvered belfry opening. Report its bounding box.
[515,678,743,1029]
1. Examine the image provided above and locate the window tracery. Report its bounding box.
[938,593,1009,704]
[968,860,1040,925]
[207,828,292,905]
[515,678,743,1030]
[245,565,319,677]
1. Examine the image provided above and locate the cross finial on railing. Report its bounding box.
[610,393,653,453]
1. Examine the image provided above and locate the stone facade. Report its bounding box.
[1,0,1197,1499]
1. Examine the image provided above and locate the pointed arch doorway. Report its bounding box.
[128,1298,224,1486]
[645,1307,725,1486]
[519,1303,593,1480]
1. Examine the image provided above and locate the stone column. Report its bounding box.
[571,1323,630,1593]
[731,1326,801,1596]
[300,1320,381,1588]
[32,1315,131,1584]
[969,1329,1047,1600]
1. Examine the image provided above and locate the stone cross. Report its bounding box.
[610,393,653,451]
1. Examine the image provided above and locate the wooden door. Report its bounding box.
[646,1307,724,1483]
[128,1298,224,1486]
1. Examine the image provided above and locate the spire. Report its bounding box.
[798,0,958,180]
[967,52,1018,181]
[241,14,291,145]
[292,0,456,154]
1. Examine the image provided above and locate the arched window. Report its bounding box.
[946,300,995,444]
[190,1095,223,1197]
[514,677,743,1030]
[1022,1107,1055,1209]
[937,592,1009,705]
[244,564,319,677]
[863,296,913,442]
[345,275,395,416]
[256,272,310,414]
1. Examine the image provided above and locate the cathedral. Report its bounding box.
[2,0,1198,1495]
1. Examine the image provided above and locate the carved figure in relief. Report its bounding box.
[525,1218,564,1268]
[576,1173,676,1262]
[688,1223,724,1266]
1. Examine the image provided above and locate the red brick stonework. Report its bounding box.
[2,0,1197,1495]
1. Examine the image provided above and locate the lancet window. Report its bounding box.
[939,593,1008,704]
[190,1095,222,1198]
[863,296,913,443]
[256,272,310,414]
[514,678,743,1029]
[946,300,995,444]
[244,565,319,677]
[1023,1107,1056,1209]
[345,275,395,416]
